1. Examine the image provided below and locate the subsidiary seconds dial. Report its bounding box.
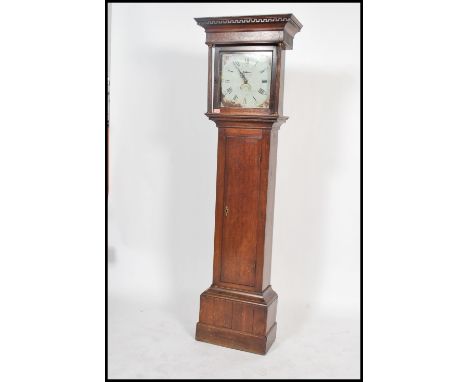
[220,52,272,109]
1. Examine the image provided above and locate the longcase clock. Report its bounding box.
[194,14,302,355]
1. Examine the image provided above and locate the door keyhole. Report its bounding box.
[224,205,229,216]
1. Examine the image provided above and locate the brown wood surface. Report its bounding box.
[220,134,262,286]
[195,14,302,50]
[232,301,254,333]
[262,129,278,289]
[207,44,213,112]
[194,13,301,355]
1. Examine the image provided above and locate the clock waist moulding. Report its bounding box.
[194,14,302,355]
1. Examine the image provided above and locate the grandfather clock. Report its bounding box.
[194,14,302,355]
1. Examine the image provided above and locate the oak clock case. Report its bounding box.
[194,14,302,355]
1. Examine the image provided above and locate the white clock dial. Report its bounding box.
[220,52,272,108]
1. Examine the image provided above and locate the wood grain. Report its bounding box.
[220,135,261,286]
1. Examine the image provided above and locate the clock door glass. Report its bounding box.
[220,51,272,108]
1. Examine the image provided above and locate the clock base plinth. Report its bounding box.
[195,286,278,355]
[196,321,277,355]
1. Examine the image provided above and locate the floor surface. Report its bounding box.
[108,293,360,379]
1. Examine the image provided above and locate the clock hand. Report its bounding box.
[234,64,248,84]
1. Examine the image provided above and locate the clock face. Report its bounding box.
[219,51,272,109]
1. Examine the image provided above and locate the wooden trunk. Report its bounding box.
[195,116,286,354]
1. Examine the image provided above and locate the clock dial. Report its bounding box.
[220,52,272,109]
